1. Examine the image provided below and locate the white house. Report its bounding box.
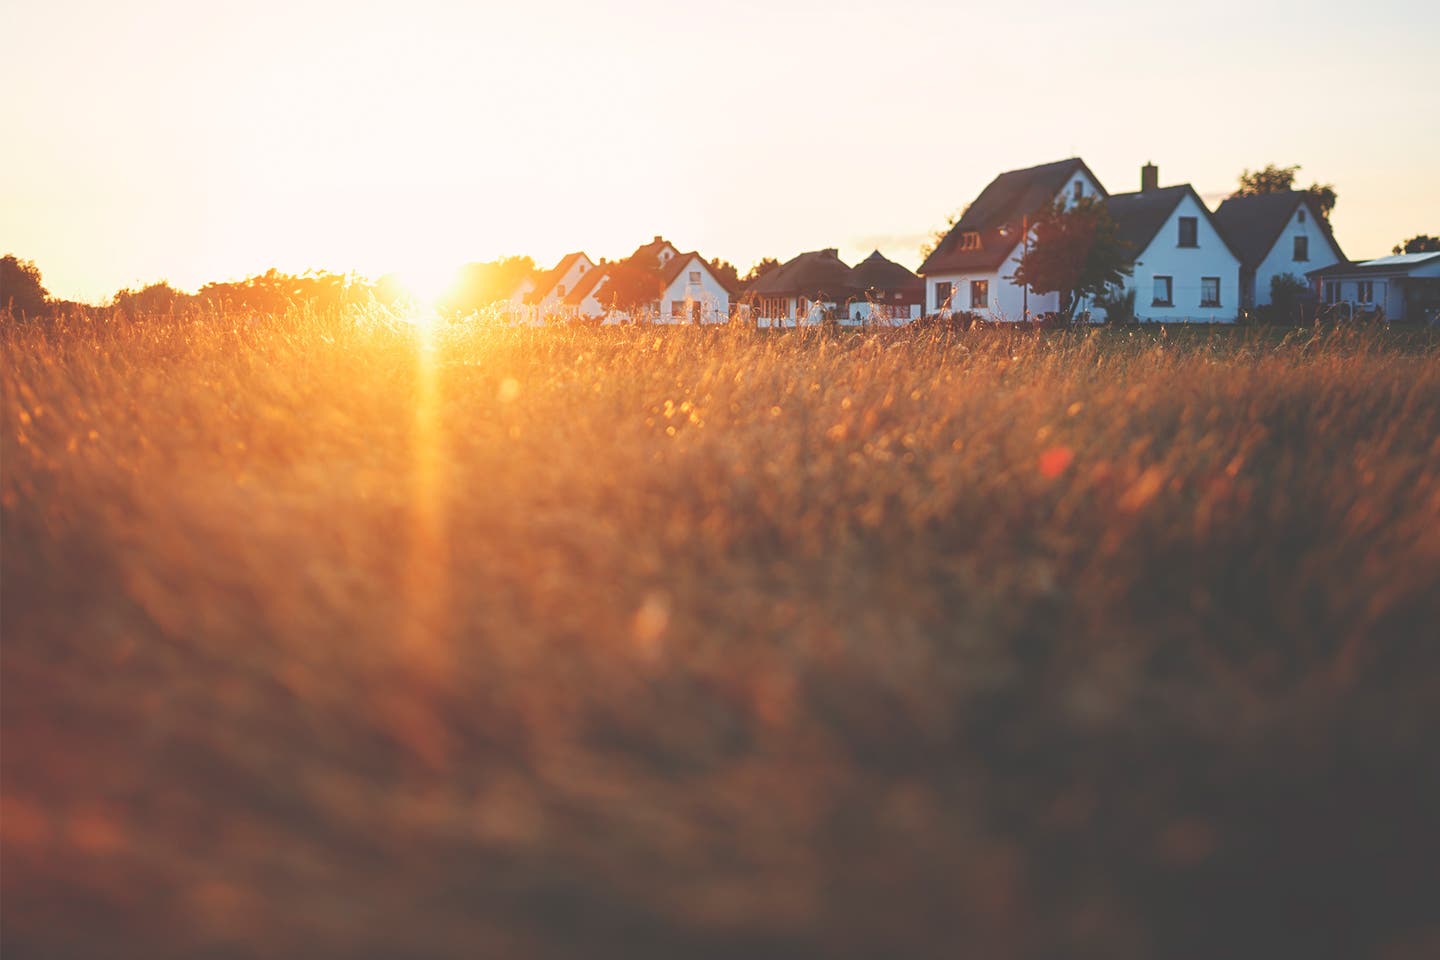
[1102,167,1242,323]
[1309,253,1440,322]
[654,252,732,324]
[513,252,594,320]
[1213,191,1345,309]
[748,248,860,327]
[918,157,1108,320]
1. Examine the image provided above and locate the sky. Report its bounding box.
[4,0,1437,304]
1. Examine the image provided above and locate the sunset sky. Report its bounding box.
[4,0,1437,304]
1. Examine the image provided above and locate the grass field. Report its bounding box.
[4,312,1440,959]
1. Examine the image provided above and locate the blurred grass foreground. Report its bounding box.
[3,311,1440,959]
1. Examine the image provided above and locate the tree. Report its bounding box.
[113,282,184,315]
[441,255,537,315]
[1393,234,1440,255]
[1010,196,1131,323]
[601,261,663,315]
[1,255,50,318]
[1233,163,1337,222]
[708,258,740,292]
[740,257,780,290]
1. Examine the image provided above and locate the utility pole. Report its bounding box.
[1022,213,1029,322]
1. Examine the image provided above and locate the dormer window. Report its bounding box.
[958,231,982,251]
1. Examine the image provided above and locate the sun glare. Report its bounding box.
[395,263,459,312]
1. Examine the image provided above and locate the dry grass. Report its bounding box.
[4,312,1440,959]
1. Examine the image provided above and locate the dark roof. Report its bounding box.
[1104,184,1241,263]
[1212,191,1346,268]
[850,250,923,298]
[630,236,679,269]
[1105,185,1191,255]
[1308,252,1440,279]
[919,158,1107,275]
[749,248,858,300]
[526,252,589,302]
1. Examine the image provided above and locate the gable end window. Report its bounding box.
[1298,209,1307,224]
[1178,217,1198,248]
[970,280,989,309]
[1200,277,1221,308]
[1073,181,1083,201]
[934,281,953,312]
[1152,276,1174,307]
[688,271,701,284]
[1293,236,1309,261]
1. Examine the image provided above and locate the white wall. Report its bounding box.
[536,255,595,314]
[1123,192,1240,323]
[1254,205,1340,306]
[655,256,730,324]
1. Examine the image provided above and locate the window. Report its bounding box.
[1293,236,1309,261]
[1298,209,1307,224]
[934,282,952,311]
[1152,276,1174,306]
[688,271,701,284]
[1178,217,1198,247]
[970,280,989,309]
[958,231,982,251]
[670,300,686,317]
[1200,277,1221,307]
[1324,281,1340,304]
[1073,180,1083,201]
[1358,280,1374,304]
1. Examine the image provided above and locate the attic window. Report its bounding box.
[1073,181,1083,200]
[1298,209,1307,223]
[688,271,701,284]
[1178,217,1198,248]
[958,231,982,251]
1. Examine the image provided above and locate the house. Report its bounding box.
[514,252,594,319]
[918,157,1108,319]
[748,248,859,326]
[1308,253,1440,322]
[848,251,925,324]
[1101,164,1242,323]
[1213,191,1345,309]
[560,242,734,324]
[655,252,734,324]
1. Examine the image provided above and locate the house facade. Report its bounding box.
[655,252,732,324]
[1309,253,1440,322]
[1213,192,1345,309]
[1103,171,1242,323]
[918,157,1107,320]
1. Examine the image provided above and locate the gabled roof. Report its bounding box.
[563,264,610,305]
[1105,184,1240,263]
[749,248,858,300]
[919,158,1107,275]
[1308,252,1440,279]
[630,236,679,268]
[526,251,590,302]
[851,250,923,296]
[1212,191,1346,268]
[656,252,737,295]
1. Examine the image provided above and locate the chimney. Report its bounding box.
[823,248,839,258]
[654,235,663,243]
[1141,162,1159,193]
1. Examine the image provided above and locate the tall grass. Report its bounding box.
[3,311,1439,959]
